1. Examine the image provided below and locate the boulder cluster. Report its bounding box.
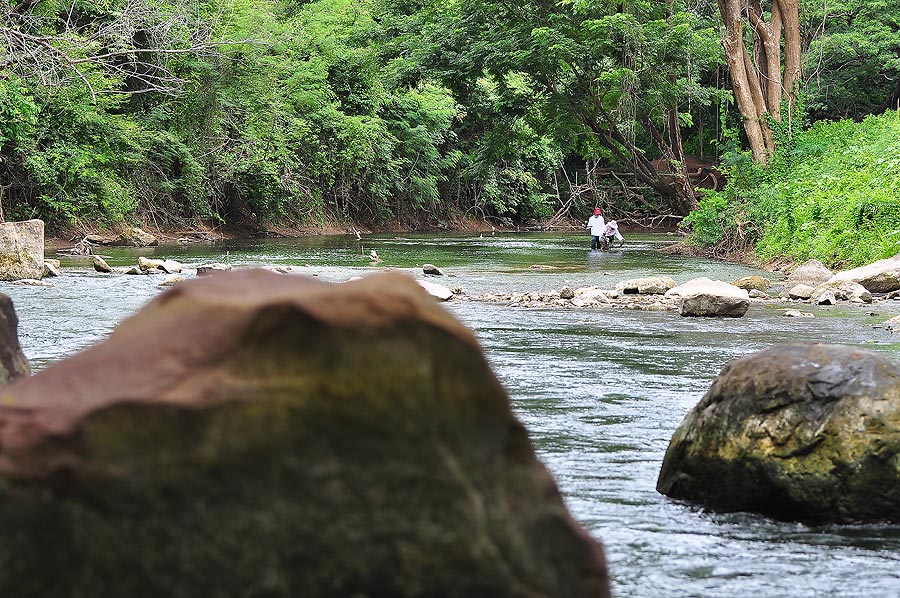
[473,257,900,321]
[477,275,754,317]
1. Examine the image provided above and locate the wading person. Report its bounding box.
[586,207,605,250]
[601,220,624,250]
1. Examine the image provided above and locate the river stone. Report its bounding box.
[93,256,113,273]
[42,260,61,278]
[811,289,836,305]
[423,263,444,276]
[0,293,30,385]
[416,278,454,301]
[615,276,676,295]
[657,343,900,523]
[784,309,814,317]
[732,275,772,292]
[159,259,183,274]
[138,256,165,272]
[665,277,750,317]
[812,280,872,304]
[158,274,186,288]
[116,226,158,247]
[0,219,44,281]
[86,233,118,245]
[781,260,833,296]
[748,289,770,299]
[787,284,815,300]
[196,263,233,276]
[0,269,609,597]
[12,279,53,287]
[560,286,575,299]
[883,315,900,332]
[827,255,900,293]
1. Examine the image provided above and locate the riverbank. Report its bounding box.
[46,212,671,253]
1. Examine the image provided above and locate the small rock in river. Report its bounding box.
[560,286,575,300]
[784,309,814,318]
[158,275,186,288]
[93,256,113,273]
[423,264,443,276]
[196,263,232,277]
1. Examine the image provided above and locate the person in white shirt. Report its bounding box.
[601,220,624,249]
[585,207,605,249]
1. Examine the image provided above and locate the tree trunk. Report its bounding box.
[717,0,802,163]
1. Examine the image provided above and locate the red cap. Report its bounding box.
[593,208,602,215]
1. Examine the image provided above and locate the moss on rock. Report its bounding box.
[657,343,900,523]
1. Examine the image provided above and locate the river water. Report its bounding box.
[7,232,900,597]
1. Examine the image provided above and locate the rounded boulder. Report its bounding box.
[0,269,609,597]
[657,343,900,523]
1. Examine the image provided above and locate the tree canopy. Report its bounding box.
[0,0,895,232]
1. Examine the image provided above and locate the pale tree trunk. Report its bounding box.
[717,0,801,164]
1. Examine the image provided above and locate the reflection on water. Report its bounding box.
[8,231,900,598]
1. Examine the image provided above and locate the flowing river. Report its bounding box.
[7,231,900,597]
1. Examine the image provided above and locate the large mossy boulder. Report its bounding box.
[0,293,29,384]
[0,219,43,281]
[657,343,900,523]
[0,269,609,598]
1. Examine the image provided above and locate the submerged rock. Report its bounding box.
[783,309,814,317]
[665,277,750,317]
[657,343,900,523]
[158,275,185,288]
[0,269,609,597]
[12,278,53,287]
[196,263,233,276]
[0,219,44,281]
[0,293,29,384]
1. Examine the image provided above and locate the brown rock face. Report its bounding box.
[657,343,900,523]
[0,293,30,384]
[0,269,609,598]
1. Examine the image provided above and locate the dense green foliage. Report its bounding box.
[803,0,900,121]
[685,111,900,267]
[0,0,897,252]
